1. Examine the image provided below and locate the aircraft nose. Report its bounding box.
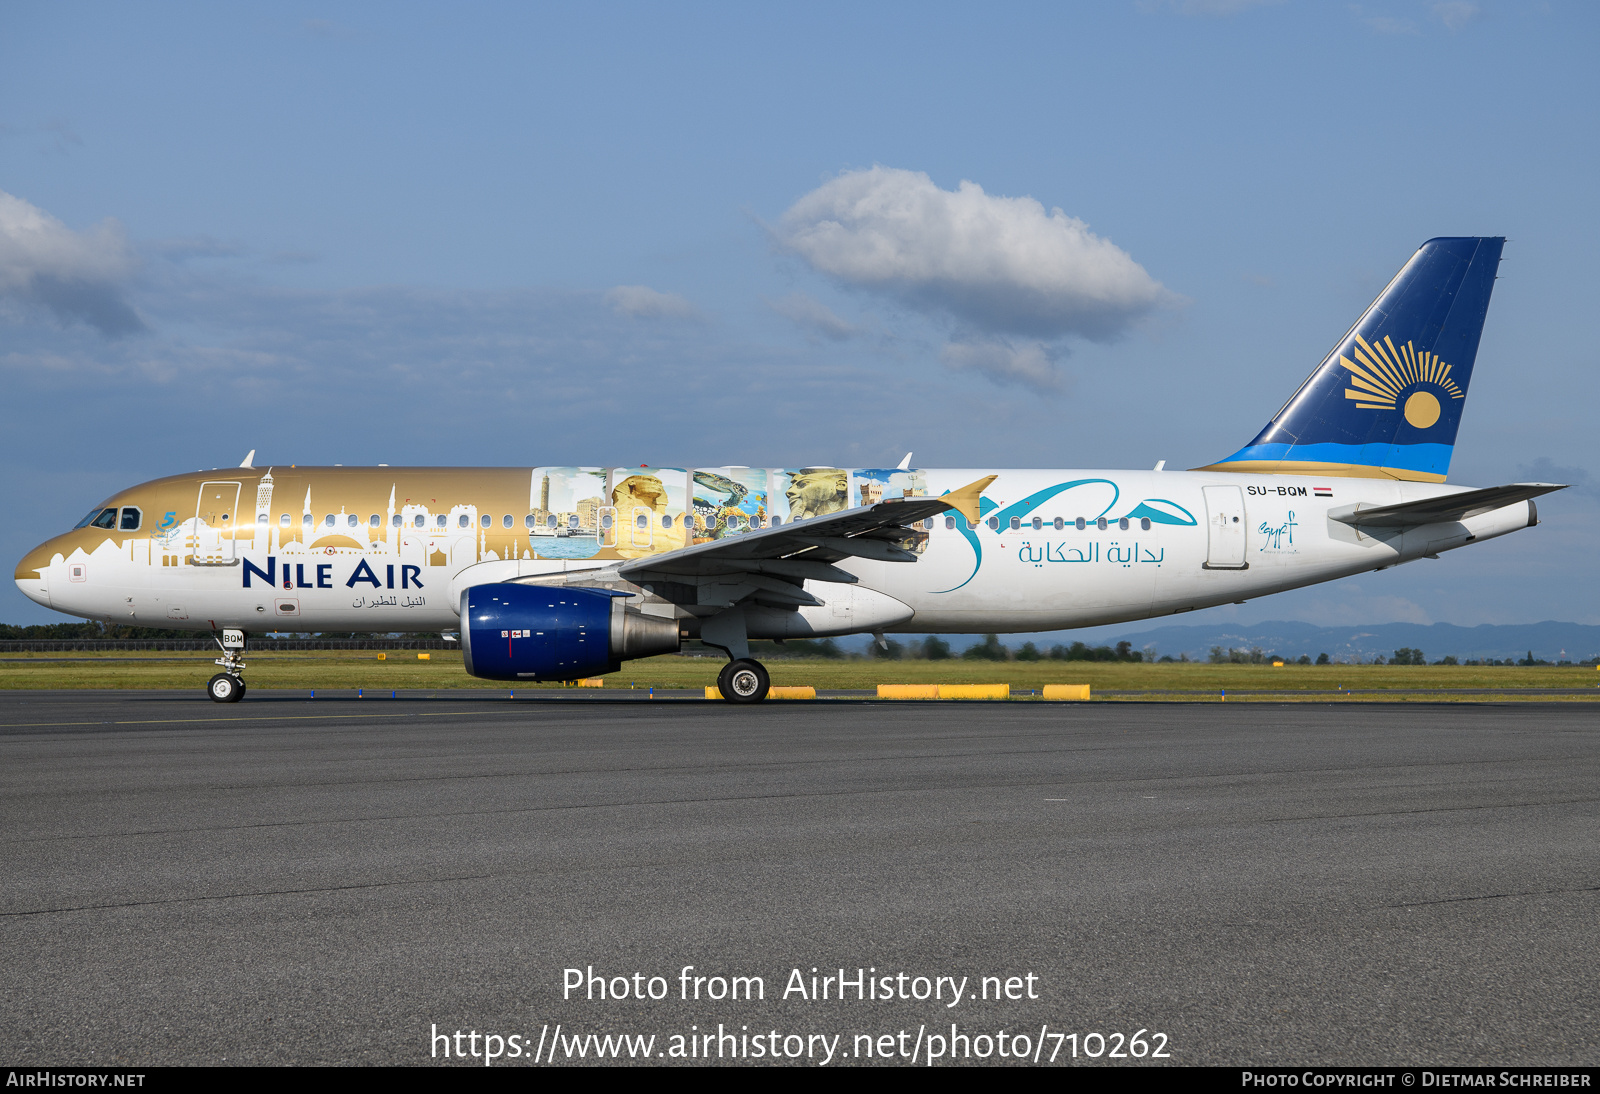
[14,543,53,609]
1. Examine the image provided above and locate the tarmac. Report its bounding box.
[0,690,1596,1066]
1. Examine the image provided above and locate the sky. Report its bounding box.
[1,0,1596,630]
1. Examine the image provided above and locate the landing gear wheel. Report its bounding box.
[717,659,770,703]
[207,673,244,703]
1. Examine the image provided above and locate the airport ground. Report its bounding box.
[2,650,1599,700]
[0,691,1595,1066]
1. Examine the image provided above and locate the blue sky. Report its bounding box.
[2,0,1596,629]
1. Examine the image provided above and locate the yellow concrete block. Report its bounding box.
[417,653,430,660]
[705,686,721,699]
[377,653,386,660]
[937,684,1010,700]
[768,686,816,700]
[878,684,940,699]
[577,678,604,688]
[1042,684,1091,701]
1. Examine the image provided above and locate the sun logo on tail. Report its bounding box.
[1340,334,1464,428]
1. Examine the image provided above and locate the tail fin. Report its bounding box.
[1201,236,1504,482]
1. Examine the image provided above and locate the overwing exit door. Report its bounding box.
[1202,485,1249,570]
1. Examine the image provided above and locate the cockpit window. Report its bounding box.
[119,507,141,531]
[90,508,118,530]
[75,509,109,530]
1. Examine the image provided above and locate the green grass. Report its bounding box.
[2,649,1597,698]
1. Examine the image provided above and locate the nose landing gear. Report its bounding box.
[207,672,245,703]
[208,628,248,703]
[716,658,770,703]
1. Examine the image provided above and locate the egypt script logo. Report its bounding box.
[1340,334,1464,429]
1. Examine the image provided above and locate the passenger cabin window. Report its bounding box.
[91,508,118,530]
[347,514,358,528]
[1097,517,1108,530]
[459,514,470,529]
[119,508,141,531]
[1053,517,1064,530]
[635,513,647,529]
[771,515,783,527]
[1141,517,1151,531]
[1075,517,1086,530]
[601,514,613,530]
[324,515,335,527]
[302,514,312,527]
[524,515,536,529]
[281,514,291,527]
[480,514,491,528]
[1009,517,1021,530]
[661,514,673,529]
[370,514,380,527]
[436,515,447,528]
[547,515,558,529]
[987,517,999,530]
[1032,517,1042,530]
[414,515,425,528]
[503,514,513,529]
[1118,518,1130,531]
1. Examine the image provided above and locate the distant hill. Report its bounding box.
[1110,621,1600,663]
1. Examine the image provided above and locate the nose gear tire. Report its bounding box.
[208,673,244,703]
[717,659,770,703]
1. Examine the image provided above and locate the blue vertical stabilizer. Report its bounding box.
[1202,236,1504,481]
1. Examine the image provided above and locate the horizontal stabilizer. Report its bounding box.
[1329,483,1565,528]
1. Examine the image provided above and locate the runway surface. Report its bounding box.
[0,690,1595,1066]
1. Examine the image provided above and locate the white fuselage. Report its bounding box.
[15,465,1534,640]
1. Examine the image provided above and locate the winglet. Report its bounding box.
[240,449,256,469]
[940,475,997,524]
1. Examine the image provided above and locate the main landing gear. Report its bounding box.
[208,628,248,703]
[716,659,770,703]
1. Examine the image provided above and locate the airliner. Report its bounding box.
[14,237,1562,702]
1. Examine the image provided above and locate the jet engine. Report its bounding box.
[459,584,680,681]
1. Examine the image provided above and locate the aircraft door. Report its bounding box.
[193,481,242,565]
[1201,485,1248,570]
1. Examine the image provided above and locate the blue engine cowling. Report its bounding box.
[460,584,680,681]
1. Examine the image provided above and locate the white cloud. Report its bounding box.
[1431,1,1479,29]
[0,190,143,335]
[1352,8,1420,34]
[767,292,858,340]
[941,339,1061,392]
[604,284,700,319]
[774,166,1168,342]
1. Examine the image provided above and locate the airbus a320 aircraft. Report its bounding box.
[14,237,1563,702]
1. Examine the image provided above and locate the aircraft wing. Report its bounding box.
[611,475,996,608]
[1329,483,1566,529]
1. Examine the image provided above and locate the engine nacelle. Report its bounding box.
[459,584,680,681]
